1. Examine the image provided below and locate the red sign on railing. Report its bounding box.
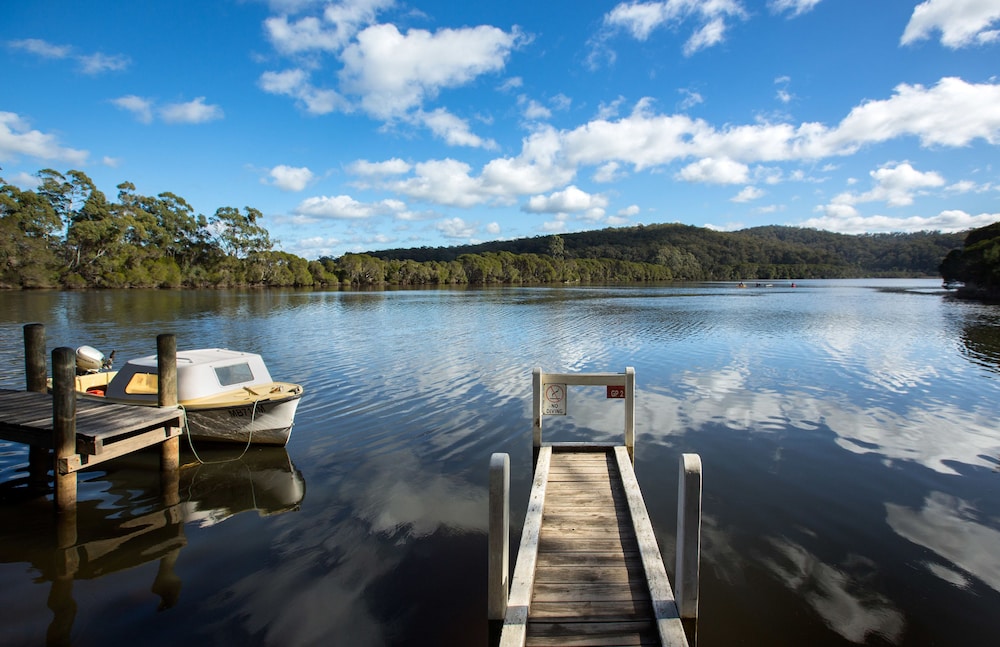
[606,385,625,399]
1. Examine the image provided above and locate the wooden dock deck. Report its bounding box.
[499,445,689,647]
[489,368,701,647]
[0,388,183,472]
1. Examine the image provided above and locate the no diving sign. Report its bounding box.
[543,383,567,415]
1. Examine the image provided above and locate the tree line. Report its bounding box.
[940,221,1000,299]
[2,168,980,289]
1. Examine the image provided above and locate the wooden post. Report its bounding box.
[488,452,510,621]
[675,453,702,620]
[25,323,47,392]
[624,366,635,461]
[25,324,50,490]
[157,334,180,499]
[52,347,77,515]
[532,368,542,450]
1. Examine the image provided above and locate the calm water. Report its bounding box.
[1,281,999,646]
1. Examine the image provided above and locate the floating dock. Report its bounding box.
[490,368,702,647]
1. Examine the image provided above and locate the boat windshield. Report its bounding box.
[214,362,255,386]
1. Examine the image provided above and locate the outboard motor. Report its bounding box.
[75,345,114,374]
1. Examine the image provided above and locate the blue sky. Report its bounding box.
[2,0,999,259]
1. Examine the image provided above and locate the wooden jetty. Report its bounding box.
[0,324,184,513]
[490,368,702,647]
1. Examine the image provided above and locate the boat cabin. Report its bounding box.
[105,349,276,403]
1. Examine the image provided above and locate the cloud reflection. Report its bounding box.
[886,491,1000,594]
[762,537,905,643]
[638,355,999,476]
[194,448,487,645]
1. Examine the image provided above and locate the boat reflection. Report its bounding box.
[0,446,304,645]
[179,446,306,526]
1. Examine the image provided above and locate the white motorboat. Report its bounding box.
[71,347,303,446]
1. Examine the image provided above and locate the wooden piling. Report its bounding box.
[157,334,180,504]
[489,452,510,621]
[675,453,702,620]
[25,324,49,490]
[24,323,47,392]
[51,347,78,515]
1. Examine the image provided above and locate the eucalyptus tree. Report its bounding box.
[0,179,63,287]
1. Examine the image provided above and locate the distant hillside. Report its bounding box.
[366,224,965,279]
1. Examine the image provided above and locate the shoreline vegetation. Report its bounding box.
[3,169,995,291]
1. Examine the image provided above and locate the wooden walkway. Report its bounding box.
[0,388,183,472]
[498,445,689,647]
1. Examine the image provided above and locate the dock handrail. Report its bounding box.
[532,366,635,456]
[491,367,702,647]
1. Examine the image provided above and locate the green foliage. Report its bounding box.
[941,221,1000,295]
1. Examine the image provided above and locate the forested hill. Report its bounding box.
[366,224,965,279]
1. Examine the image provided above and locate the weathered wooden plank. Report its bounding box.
[614,447,688,646]
[526,620,660,646]
[0,389,183,448]
[529,599,654,620]
[500,446,552,647]
[503,444,689,647]
[536,551,639,568]
[534,564,636,585]
[532,580,650,602]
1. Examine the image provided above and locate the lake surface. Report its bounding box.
[1,280,999,646]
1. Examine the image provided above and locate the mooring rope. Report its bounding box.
[181,398,257,465]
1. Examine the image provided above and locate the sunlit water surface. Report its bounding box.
[1,280,999,646]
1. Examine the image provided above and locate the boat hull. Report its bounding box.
[183,395,301,446]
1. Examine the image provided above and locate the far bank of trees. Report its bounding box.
[940,221,1000,299]
[2,168,983,290]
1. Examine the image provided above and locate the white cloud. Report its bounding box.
[417,108,496,149]
[159,97,224,124]
[557,77,1000,171]
[901,0,1000,48]
[768,0,822,18]
[593,161,624,183]
[0,112,88,164]
[348,158,411,176]
[618,204,641,217]
[7,38,72,58]
[258,69,345,115]
[603,0,748,55]
[485,222,501,235]
[266,165,315,191]
[436,216,477,239]
[264,0,393,54]
[78,52,130,74]
[677,157,750,184]
[520,96,552,121]
[732,186,765,202]
[8,38,129,74]
[830,162,945,207]
[390,158,490,207]
[523,185,609,214]
[798,209,1000,234]
[678,88,704,110]
[340,24,520,120]
[294,194,407,219]
[112,95,155,124]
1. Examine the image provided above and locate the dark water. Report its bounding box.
[1,281,998,646]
